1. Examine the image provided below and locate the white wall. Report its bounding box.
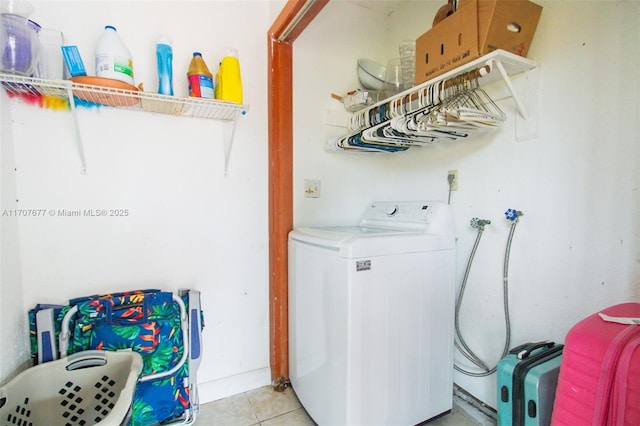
[3,0,639,413]
[294,0,640,409]
[0,76,29,382]
[0,0,273,402]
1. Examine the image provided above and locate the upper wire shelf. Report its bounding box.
[360,49,536,124]
[329,50,538,153]
[0,73,249,120]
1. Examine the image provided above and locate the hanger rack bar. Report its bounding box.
[397,64,491,107]
[443,65,490,89]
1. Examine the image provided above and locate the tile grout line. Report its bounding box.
[245,386,307,424]
[248,397,304,423]
[244,390,262,424]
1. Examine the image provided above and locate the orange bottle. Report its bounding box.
[187,52,213,98]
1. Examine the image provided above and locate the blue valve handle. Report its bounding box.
[505,209,523,221]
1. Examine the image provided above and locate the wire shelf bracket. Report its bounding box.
[65,83,88,174]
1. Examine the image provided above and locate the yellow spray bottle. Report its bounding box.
[215,48,243,104]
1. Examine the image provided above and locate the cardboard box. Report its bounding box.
[463,0,543,56]
[415,0,542,84]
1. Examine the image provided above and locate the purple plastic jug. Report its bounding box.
[1,13,41,76]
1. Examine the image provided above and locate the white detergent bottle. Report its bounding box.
[95,25,134,85]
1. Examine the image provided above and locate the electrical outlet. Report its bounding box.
[447,170,458,191]
[304,179,321,198]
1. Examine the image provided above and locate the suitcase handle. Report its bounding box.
[512,341,555,360]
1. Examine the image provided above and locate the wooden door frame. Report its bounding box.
[267,0,328,389]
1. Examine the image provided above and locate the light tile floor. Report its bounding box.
[196,385,495,425]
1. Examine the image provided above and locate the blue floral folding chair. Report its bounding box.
[29,289,203,426]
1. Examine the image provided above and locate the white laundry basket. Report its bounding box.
[0,350,142,426]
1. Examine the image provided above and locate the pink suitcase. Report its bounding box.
[551,302,640,426]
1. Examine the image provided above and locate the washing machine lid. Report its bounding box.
[289,225,410,250]
[289,201,455,257]
[289,225,454,257]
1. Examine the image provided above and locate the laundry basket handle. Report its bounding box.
[66,350,108,371]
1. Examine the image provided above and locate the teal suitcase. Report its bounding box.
[497,341,563,426]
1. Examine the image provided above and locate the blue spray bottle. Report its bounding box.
[156,35,173,95]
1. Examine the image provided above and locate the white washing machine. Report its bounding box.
[288,201,456,426]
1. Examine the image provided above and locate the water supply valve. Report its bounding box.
[470,217,491,230]
[505,209,524,222]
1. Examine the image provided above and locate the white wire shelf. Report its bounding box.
[329,50,538,153]
[0,73,248,119]
[361,50,536,123]
[0,73,248,175]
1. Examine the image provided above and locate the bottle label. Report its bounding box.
[188,74,214,98]
[96,54,133,79]
[114,59,134,78]
[96,53,110,73]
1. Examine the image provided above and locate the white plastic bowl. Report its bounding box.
[357,59,386,91]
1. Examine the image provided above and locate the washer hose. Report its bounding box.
[454,210,522,377]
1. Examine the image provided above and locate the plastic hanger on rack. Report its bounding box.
[418,77,505,134]
[334,65,505,153]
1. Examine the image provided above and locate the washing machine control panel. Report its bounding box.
[360,201,453,234]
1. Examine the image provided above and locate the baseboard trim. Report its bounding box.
[198,367,272,404]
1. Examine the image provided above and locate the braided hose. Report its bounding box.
[454,210,522,377]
